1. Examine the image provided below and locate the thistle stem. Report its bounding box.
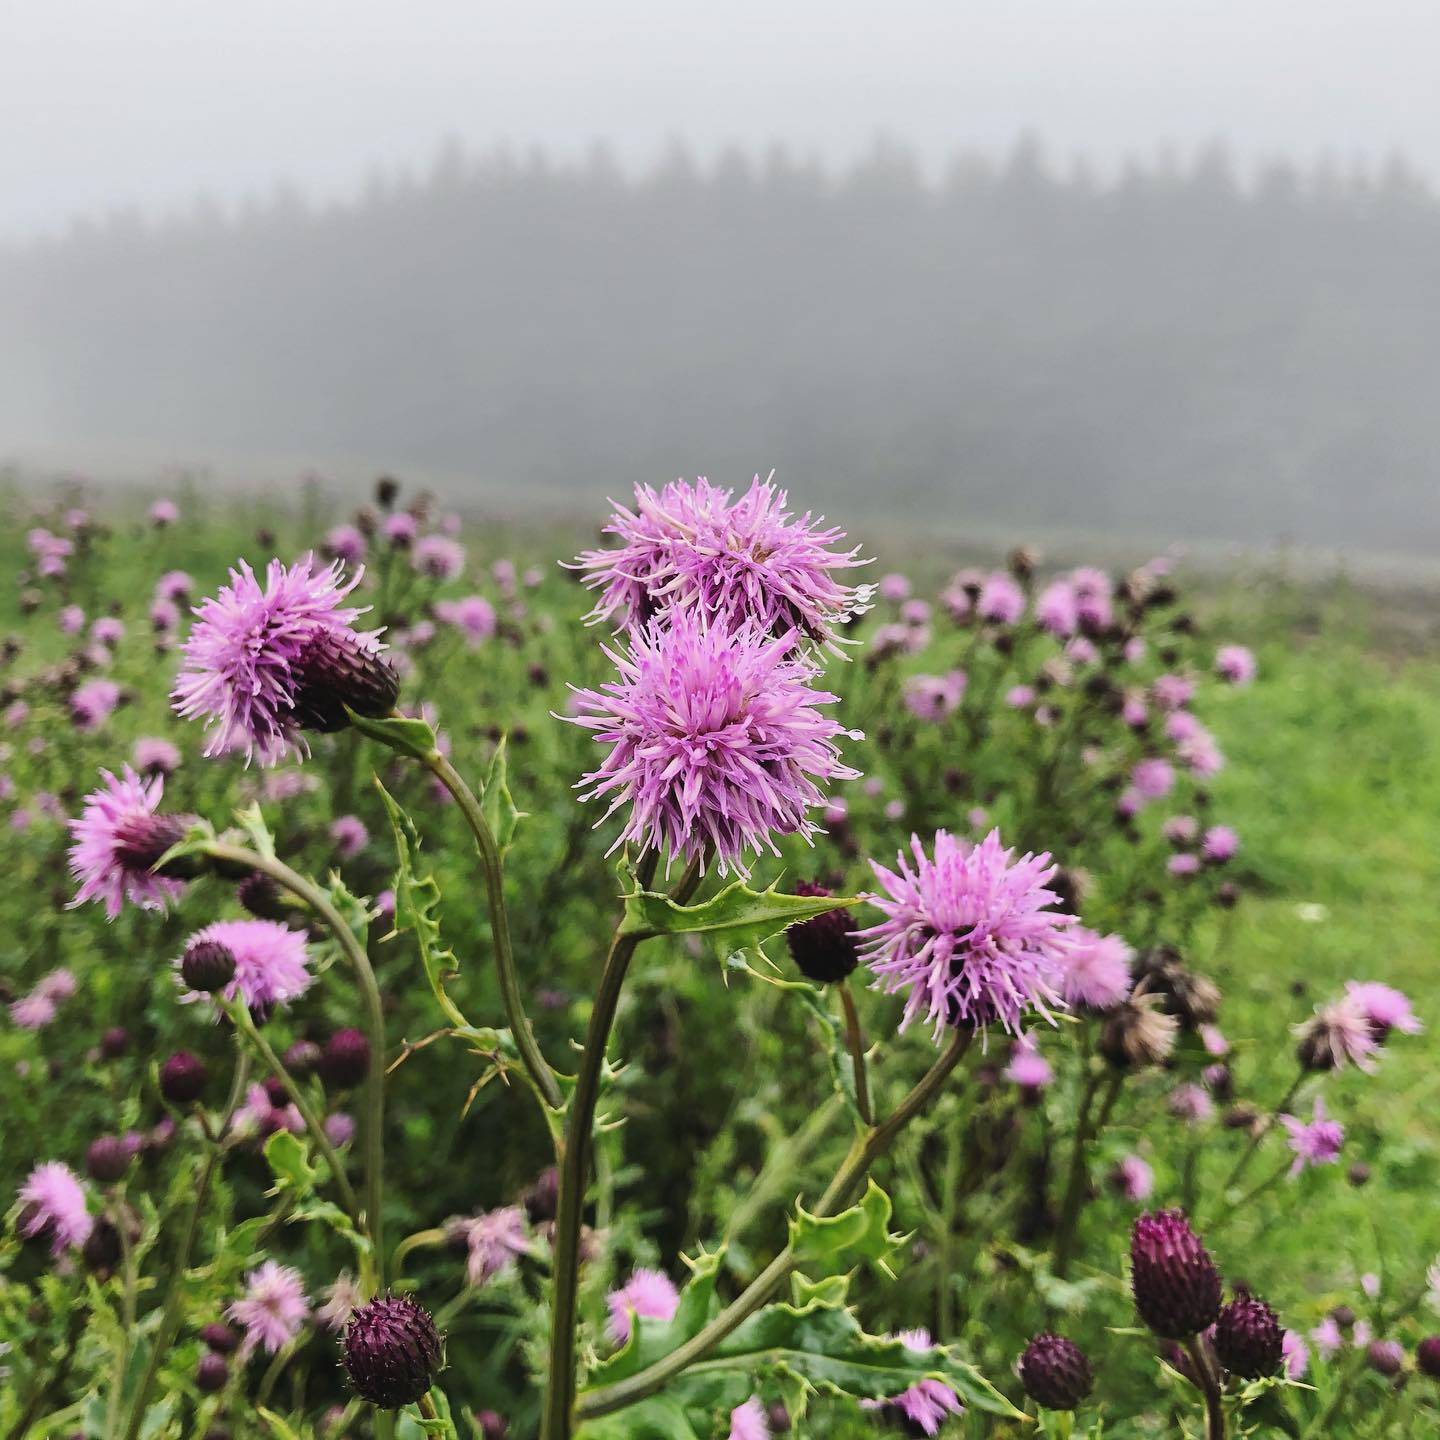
[1052,1067,1105,1280]
[425,749,565,1111]
[839,981,873,1126]
[1184,1335,1227,1440]
[575,1028,973,1421]
[1219,1069,1302,1197]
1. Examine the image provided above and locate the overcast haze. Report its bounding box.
[5,0,1440,239]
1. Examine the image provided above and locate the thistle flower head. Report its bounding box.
[172,554,397,765]
[1215,645,1257,685]
[785,881,860,984]
[572,476,873,650]
[1295,998,1378,1073]
[859,829,1074,1043]
[860,1329,963,1435]
[1130,1210,1222,1339]
[70,678,121,733]
[227,1260,309,1357]
[728,1398,769,1440]
[1018,1333,1094,1411]
[1057,928,1133,1012]
[17,1161,93,1254]
[564,610,859,875]
[1280,1097,1345,1177]
[68,767,189,920]
[607,1268,680,1346]
[1344,981,1422,1041]
[458,1206,528,1287]
[1214,1293,1285,1378]
[176,919,312,1013]
[341,1294,442,1408]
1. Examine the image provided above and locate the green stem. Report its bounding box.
[1219,1069,1303,1197]
[1052,1067,1106,1280]
[540,850,699,1440]
[936,1113,962,1338]
[120,1047,250,1440]
[839,981,873,1126]
[576,1028,973,1421]
[202,841,387,1289]
[425,750,564,1110]
[1184,1335,1227,1440]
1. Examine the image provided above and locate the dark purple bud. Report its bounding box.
[1416,1336,1440,1379]
[375,476,400,509]
[82,1218,123,1273]
[110,810,199,879]
[522,1167,560,1226]
[766,1402,792,1432]
[1347,1162,1371,1187]
[1367,1340,1405,1377]
[288,630,400,734]
[159,1051,208,1105]
[181,939,236,995]
[197,1352,229,1393]
[475,1412,508,1440]
[284,1039,322,1079]
[1130,1210,1223,1340]
[321,1028,370,1089]
[263,1076,289,1108]
[100,1026,129,1060]
[1332,1305,1357,1330]
[237,871,288,920]
[85,1135,132,1183]
[341,1294,443,1408]
[785,882,860,984]
[1214,1293,1284,1378]
[1018,1333,1094,1410]
[201,1322,239,1354]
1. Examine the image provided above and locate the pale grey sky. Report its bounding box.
[2,0,1436,238]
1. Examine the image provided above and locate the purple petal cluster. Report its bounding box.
[227,1260,309,1356]
[564,610,859,875]
[17,1161,93,1254]
[68,767,188,920]
[572,476,873,649]
[176,919,313,1013]
[859,829,1074,1041]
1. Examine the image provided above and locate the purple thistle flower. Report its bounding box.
[176,919,313,1013]
[1280,1097,1345,1177]
[1130,1210,1222,1339]
[382,511,417,546]
[861,1330,963,1436]
[172,554,396,765]
[413,534,466,580]
[1344,981,1422,1041]
[70,678,121,733]
[1215,645,1257,685]
[1003,1034,1053,1090]
[1282,1330,1309,1379]
[902,672,966,722]
[607,1268,680,1346]
[859,829,1074,1043]
[1112,1154,1155,1202]
[58,603,85,634]
[68,767,189,920]
[1168,853,1201,878]
[1057,928,1133,1012]
[133,737,182,776]
[330,815,369,858]
[1152,674,1196,711]
[435,595,497,646]
[1035,580,1079,637]
[459,1206,529,1287]
[728,1398,769,1440]
[18,1161,93,1254]
[150,498,179,527]
[155,570,194,601]
[564,610,860,876]
[1131,758,1175,802]
[878,572,911,603]
[316,1271,363,1332]
[1168,1082,1214,1126]
[10,991,57,1029]
[1295,998,1378,1073]
[227,1260,309,1356]
[1201,825,1239,862]
[572,476,873,651]
[977,573,1025,625]
[1310,1316,1344,1358]
[325,524,367,564]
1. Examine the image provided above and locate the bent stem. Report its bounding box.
[540,850,701,1440]
[1184,1335,1227,1440]
[202,842,387,1290]
[425,749,565,1111]
[576,1027,973,1421]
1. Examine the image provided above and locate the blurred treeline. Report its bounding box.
[2,136,1438,551]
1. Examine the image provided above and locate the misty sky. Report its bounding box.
[4,0,1438,239]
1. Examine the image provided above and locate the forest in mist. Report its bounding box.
[2,137,1438,551]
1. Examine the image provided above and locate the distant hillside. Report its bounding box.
[2,138,1439,552]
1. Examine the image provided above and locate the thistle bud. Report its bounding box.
[1130,1210,1222,1339]
[288,630,401,734]
[785,882,860,983]
[85,1135,132,1183]
[181,939,236,994]
[1018,1333,1094,1410]
[197,1352,229,1393]
[475,1413,508,1440]
[111,810,199,879]
[1367,1340,1405,1377]
[341,1294,443,1408]
[1214,1293,1284,1378]
[100,1026,129,1060]
[321,1028,370,1089]
[201,1322,239,1353]
[159,1050,208,1105]
[1416,1336,1440,1379]
[82,1218,123,1273]
[237,872,288,920]
[522,1167,560,1226]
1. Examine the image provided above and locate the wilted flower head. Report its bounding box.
[860,1330,963,1435]
[177,919,313,1013]
[564,610,859,875]
[1057,928,1133,1012]
[573,476,873,650]
[1280,1097,1345,1177]
[1295,998,1377,1073]
[68,767,189,920]
[70,679,121,733]
[1215,645,1257,685]
[317,1271,363,1332]
[1344,981,1422,1041]
[607,1268,680,1346]
[860,829,1073,1042]
[173,554,397,764]
[17,1161,93,1254]
[227,1260,308,1356]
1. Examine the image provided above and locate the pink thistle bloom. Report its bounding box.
[172,554,390,765]
[966,807,989,829]
[1004,1034,1053,1089]
[37,553,67,579]
[1168,853,1201,878]
[133,737,181,776]
[462,1206,529,1287]
[861,1330,963,1435]
[1076,590,1113,630]
[1124,637,1147,664]
[1066,636,1099,666]
[374,889,396,919]
[150,598,181,632]
[1178,731,1225,778]
[977,573,1024,625]
[325,1112,356,1147]
[1281,1097,1345,1177]
[607,1268,680,1346]
[1122,693,1148,728]
[1344,982,1422,1040]
[1361,1273,1381,1298]
[884,798,906,822]
[436,595,497,647]
[573,476,873,651]
[823,798,849,827]
[5,699,29,729]
[330,815,369,858]
[878,573,911,603]
[413,534,466,580]
[1163,815,1199,845]
[1114,1154,1155,1202]
[728,1398,769,1440]
[10,992,57,1029]
[492,558,517,594]
[1282,1330,1309,1379]
[1200,1025,1229,1056]
[564,611,860,876]
[1006,684,1036,709]
[1215,645,1257,685]
[523,565,544,588]
[227,1260,309,1357]
[1202,826,1239,863]
[1310,1317,1343,1358]
[859,829,1074,1042]
[1164,710,1203,743]
[316,1271,362,1332]
[903,672,966,723]
[177,919,313,1013]
[17,1161,93,1254]
[1035,580,1078,637]
[941,585,972,622]
[1057,928,1133,1012]
[1296,998,1379,1073]
[1131,758,1175,801]
[900,600,931,628]
[1152,674,1196,711]
[1168,1083,1213,1126]
[149,498,179,527]
[325,524,367,564]
[1071,566,1112,599]
[34,969,76,1002]
[68,767,188,919]
[71,678,121,732]
[155,570,194,601]
[382,511,418,546]
[91,617,125,645]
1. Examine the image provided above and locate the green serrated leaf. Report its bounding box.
[347,707,440,760]
[234,803,278,859]
[263,1129,317,1197]
[575,1397,702,1440]
[618,872,860,949]
[790,1272,851,1306]
[789,1180,901,1277]
[481,739,527,857]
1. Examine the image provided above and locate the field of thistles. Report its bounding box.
[0,474,1437,1439]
